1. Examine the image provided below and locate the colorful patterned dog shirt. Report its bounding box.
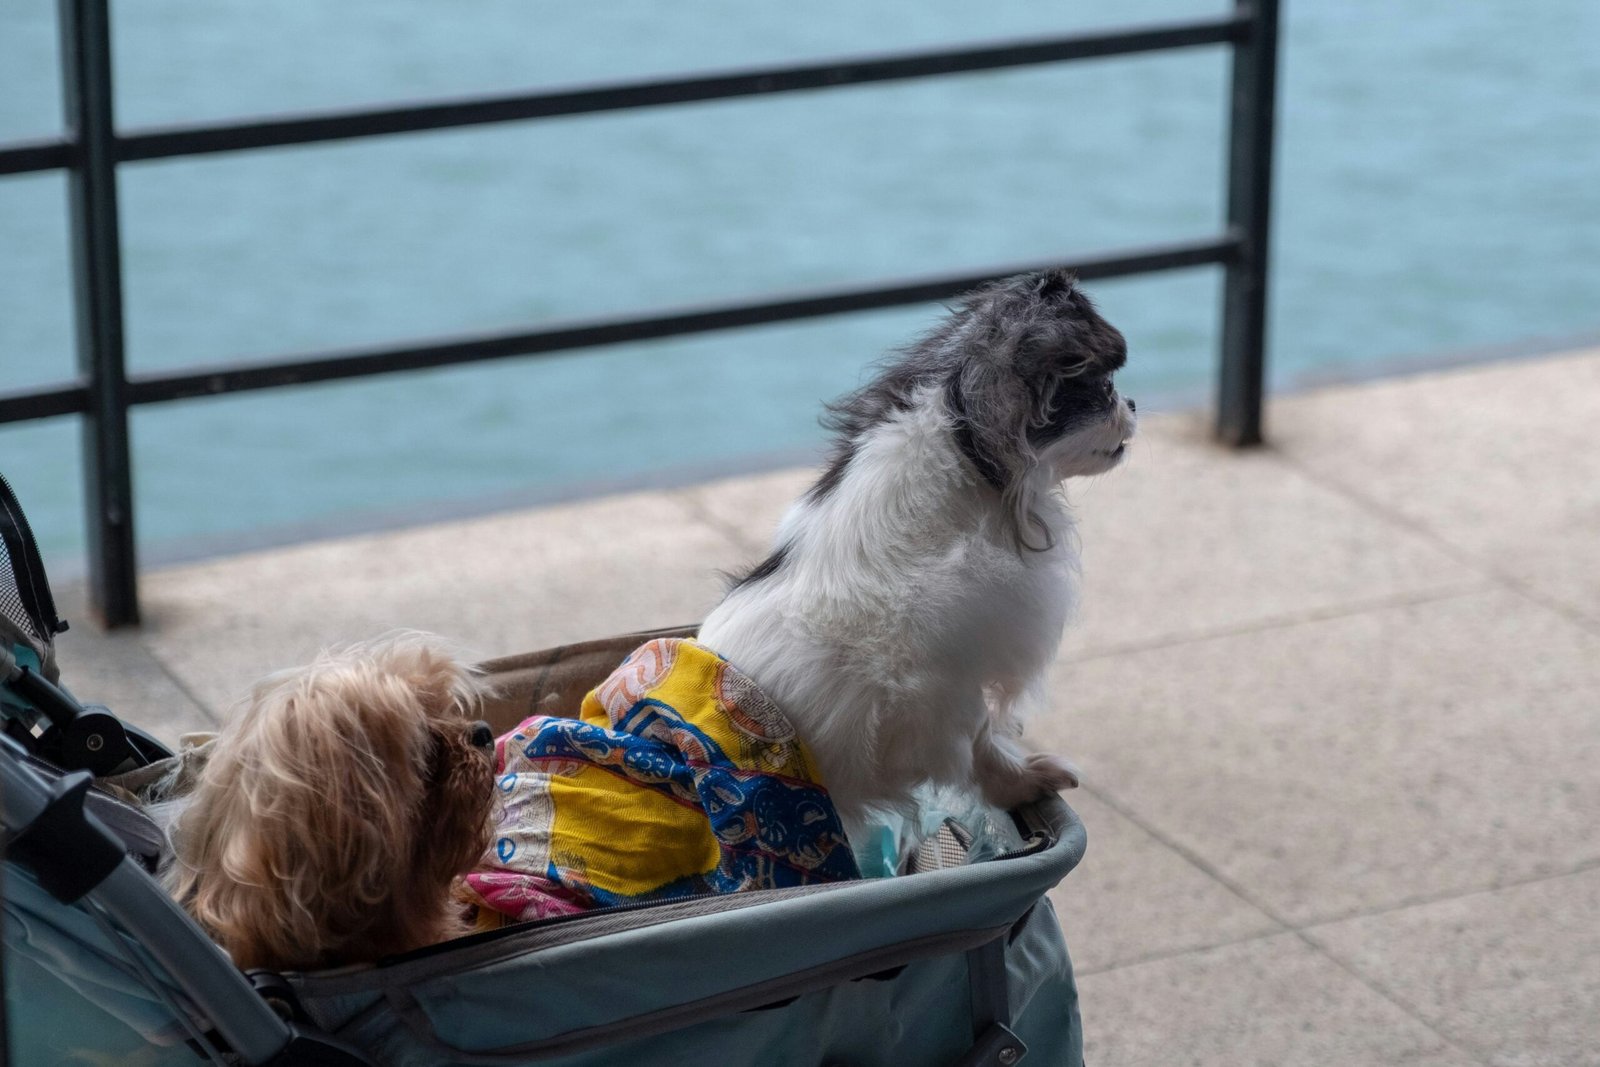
[460,638,858,925]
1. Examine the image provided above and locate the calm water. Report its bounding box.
[2,0,1597,567]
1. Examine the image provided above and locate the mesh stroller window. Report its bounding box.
[1,531,43,643]
[0,472,61,649]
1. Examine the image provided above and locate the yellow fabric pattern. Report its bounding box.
[461,638,858,922]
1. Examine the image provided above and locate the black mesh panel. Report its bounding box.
[1,532,42,643]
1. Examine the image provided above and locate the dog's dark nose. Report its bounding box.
[469,721,494,750]
[1126,397,1136,413]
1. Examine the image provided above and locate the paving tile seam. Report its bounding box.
[1060,580,1493,665]
[1087,775,1600,936]
[1077,784,1599,941]
[1471,569,1600,640]
[1286,927,1499,1067]
[140,640,224,725]
[1079,780,1595,1063]
[1088,721,1498,1063]
[1077,782,1295,930]
[1270,452,1600,640]
[1296,856,1600,936]
[1071,925,1288,979]
[1073,926,1496,1067]
[672,490,770,560]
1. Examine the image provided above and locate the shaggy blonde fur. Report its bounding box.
[163,633,496,971]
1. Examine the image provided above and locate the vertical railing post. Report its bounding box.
[1216,0,1280,447]
[59,0,139,626]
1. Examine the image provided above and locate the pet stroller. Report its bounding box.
[0,473,1088,1066]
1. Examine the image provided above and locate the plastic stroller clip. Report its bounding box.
[957,1023,1028,1067]
[4,766,125,903]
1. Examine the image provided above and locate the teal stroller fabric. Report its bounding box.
[282,798,1085,1066]
[3,791,1085,1065]
[5,865,203,1064]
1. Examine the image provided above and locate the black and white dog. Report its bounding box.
[698,269,1135,832]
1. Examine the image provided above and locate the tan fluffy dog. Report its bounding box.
[163,633,496,971]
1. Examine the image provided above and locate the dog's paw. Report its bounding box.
[1022,752,1081,794]
[981,752,1080,809]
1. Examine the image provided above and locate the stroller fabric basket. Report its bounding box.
[1,479,1088,1066]
[286,806,1083,1066]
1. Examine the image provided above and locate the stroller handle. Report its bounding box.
[1,734,295,1064]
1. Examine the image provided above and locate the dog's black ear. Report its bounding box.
[1033,269,1077,300]
[944,371,1008,492]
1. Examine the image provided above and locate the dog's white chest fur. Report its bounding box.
[698,393,1078,822]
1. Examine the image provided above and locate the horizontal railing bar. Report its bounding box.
[0,380,90,424]
[2,237,1236,424]
[117,235,1237,406]
[2,17,1245,177]
[0,136,74,177]
[109,16,1246,163]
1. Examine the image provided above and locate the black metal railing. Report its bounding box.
[0,0,1280,627]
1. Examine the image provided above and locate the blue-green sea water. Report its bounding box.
[2,1,1597,568]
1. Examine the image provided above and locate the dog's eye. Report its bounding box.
[469,721,494,750]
